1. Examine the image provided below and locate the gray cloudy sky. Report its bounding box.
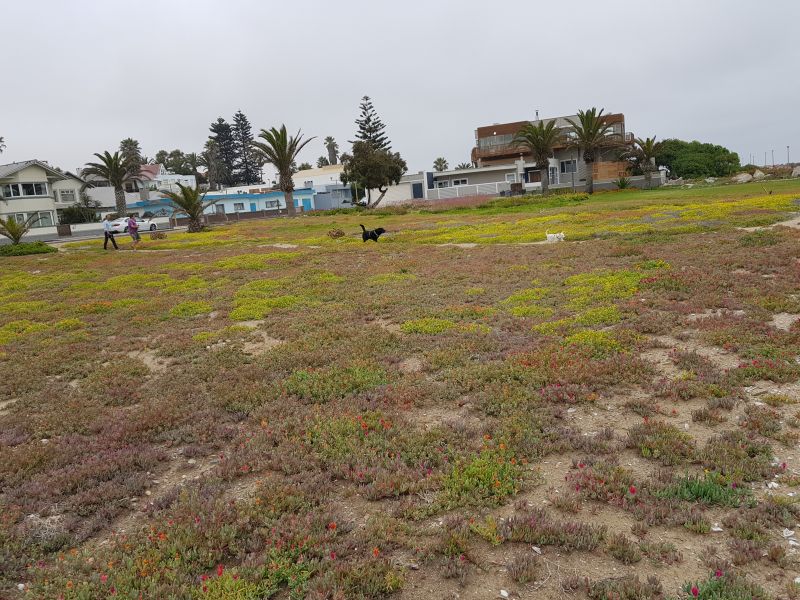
[2,0,798,177]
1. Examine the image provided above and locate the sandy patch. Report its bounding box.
[0,398,18,415]
[438,243,477,248]
[771,313,800,331]
[372,317,402,333]
[127,349,170,374]
[242,332,283,355]
[399,357,423,374]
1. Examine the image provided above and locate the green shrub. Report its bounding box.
[565,329,623,357]
[0,241,57,256]
[400,318,456,335]
[285,363,386,402]
[170,301,213,318]
[442,450,520,508]
[654,473,750,507]
[230,296,300,321]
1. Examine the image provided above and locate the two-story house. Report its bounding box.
[0,160,75,227]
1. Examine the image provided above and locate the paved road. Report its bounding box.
[1,225,184,246]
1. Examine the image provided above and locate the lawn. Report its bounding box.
[2,181,800,599]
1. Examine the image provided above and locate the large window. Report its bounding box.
[505,173,517,183]
[560,160,577,174]
[59,190,76,203]
[436,181,449,188]
[452,178,468,186]
[7,211,54,227]
[2,182,48,197]
[233,202,245,211]
[478,134,514,149]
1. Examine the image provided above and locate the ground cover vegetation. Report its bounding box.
[2,180,800,598]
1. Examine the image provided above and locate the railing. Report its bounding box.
[427,181,511,200]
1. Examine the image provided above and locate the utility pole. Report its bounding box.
[764,151,767,167]
[772,149,774,167]
[788,146,791,165]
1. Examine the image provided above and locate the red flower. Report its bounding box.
[629,485,636,495]
[372,547,380,557]
[217,564,224,577]
[691,585,699,597]
[100,574,108,583]
[200,574,208,582]
[328,522,337,531]
[715,569,723,578]
[330,551,337,560]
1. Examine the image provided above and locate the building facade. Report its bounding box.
[0,160,73,227]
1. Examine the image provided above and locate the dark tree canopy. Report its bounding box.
[232,110,259,185]
[119,138,143,171]
[209,118,237,186]
[352,96,391,151]
[340,141,407,208]
[317,156,330,168]
[654,139,740,179]
[324,136,339,165]
[298,162,312,171]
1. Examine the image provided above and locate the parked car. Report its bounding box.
[109,217,157,233]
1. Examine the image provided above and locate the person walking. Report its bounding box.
[103,214,118,250]
[126,215,141,249]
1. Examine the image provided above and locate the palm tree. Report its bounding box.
[433,157,449,172]
[513,120,564,196]
[82,151,137,215]
[456,162,472,170]
[159,183,217,233]
[565,108,621,194]
[0,214,40,244]
[632,136,660,189]
[252,125,315,217]
[324,136,339,165]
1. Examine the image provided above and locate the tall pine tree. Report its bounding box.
[232,110,258,185]
[351,96,391,151]
[209,117,237,187]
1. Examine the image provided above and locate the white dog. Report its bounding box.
[545,231,565,242]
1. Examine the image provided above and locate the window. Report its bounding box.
[436,181,449,188]
[8,211,53,227]
[21,183,47,196]
[266,200,279,208]
[505,173,517,183]
[59,190,76,203]
[560,160,577,174]
[2,184,20,197]
[452,178,468,186]
[2,183,47,197]
[549,166,559,185]
[233,202,245,211]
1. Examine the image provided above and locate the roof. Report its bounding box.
[293,164,344,179]
[0,159,69,180]
[138,164,162,180]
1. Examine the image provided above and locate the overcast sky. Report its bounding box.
[2,0,798,178]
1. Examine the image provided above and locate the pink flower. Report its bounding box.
[629,485,637,495]
[100,574,108,583]
[329,551,337,560]
[200,574,209,582]
[691,585,699,597]
[715,569,723,578]
[217,564,224,577]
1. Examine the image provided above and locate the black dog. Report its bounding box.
[360,224,386,242]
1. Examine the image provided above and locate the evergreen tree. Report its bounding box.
[119,138,143,171]
[317,156,330,168]
[209,117,237,186]
[298,162,312,171]
[232,110,259,185]
[351,96,391,151]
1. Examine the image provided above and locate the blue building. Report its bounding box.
[127,188,317,217]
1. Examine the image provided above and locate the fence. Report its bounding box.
[426,181,511,200]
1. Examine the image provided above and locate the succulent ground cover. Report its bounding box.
[2,180,800,599]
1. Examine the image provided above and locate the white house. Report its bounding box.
[0,160,70,227]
